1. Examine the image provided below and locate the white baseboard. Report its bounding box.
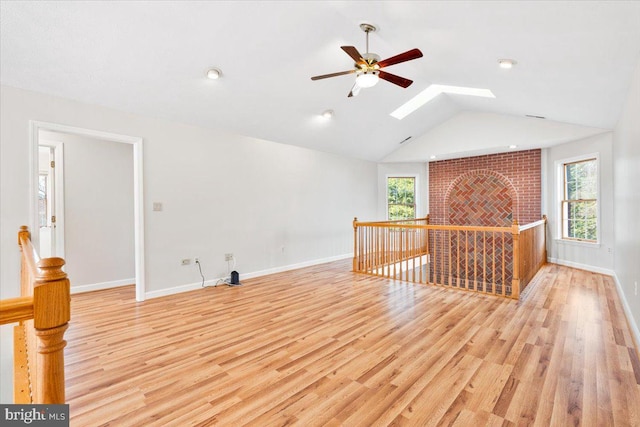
[144,279,218,299]
[144,253,353,300]
[612,273,640,352]
[547,257,615,276]
[71,278,135,294]
[240,253,352,280]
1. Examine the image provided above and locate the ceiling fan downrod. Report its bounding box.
[359,23,377,60]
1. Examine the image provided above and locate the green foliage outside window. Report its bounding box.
[388,177,415,220]
[563,159,597,241]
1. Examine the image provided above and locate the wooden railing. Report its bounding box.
[0,226,70,403]
[353,216,547,299]
[517,216,547,294]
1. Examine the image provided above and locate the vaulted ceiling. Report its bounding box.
[2,1,639,161]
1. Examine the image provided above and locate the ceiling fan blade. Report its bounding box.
[311,69,356,81]
[348,82,361,98]
[341,46,367,66]
[377,48,423,68]
[379,71,413,88]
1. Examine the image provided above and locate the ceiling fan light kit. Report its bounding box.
[355,70,379,88]
[311,23,423,97]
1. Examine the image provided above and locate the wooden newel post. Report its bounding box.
[511,220,520,299]
[424,215,430,252]
[353,217,358,272]
[33,257,70,404]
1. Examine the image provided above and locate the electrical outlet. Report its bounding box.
[225,253,234,261]
[181,258,190,266]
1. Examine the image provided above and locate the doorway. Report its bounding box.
[29,121,146,301]
[37,142,65,258]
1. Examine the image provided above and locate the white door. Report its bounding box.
[38,144,64,258]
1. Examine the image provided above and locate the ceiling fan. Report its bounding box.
[311,23,423,98]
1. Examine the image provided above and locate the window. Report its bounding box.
[387,177,416,220]
[38,174,48,227]
[561,158,598,242]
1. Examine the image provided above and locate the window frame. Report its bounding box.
[386,175,418,221]
[555,153,600,245]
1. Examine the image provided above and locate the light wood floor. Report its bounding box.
[65,260,640,426]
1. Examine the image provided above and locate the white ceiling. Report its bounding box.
[1,1,639,162]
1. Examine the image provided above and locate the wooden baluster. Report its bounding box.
[501,232,506,297]
[456,230,460,288]
[471,231,475,291]
[401,227,406,282]
[482,232,486,293]
[372,227,376,273]
[382,227,387,277]
[464,231,469,290]
[441,230,445,286]
[385,227,389,276]
[368,226,371,273]
[376,226,380,275]
[383,227,387,276]
[360,226,365,272]
[492,232,496,295]
[391,228,396,279]
[448,230,452,287]
[416,228,420,283]
[409,228,413,282]
[419,228,423,284]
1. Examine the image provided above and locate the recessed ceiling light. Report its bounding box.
[206,68,222,79]
[498,59,517,69]
[430,155,437,159]
[390,84,495,120]
[509,145,517,149]
[321,109,334,119]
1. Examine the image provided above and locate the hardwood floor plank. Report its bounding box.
[64,261,639,425]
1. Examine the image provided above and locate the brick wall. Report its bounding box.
[429,149,541,225]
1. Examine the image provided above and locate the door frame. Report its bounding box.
[29,121,146,302]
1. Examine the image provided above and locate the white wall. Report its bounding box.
[376,163,428,220]
[0,85,378,401]
[543,133,615,273]
[40,131,135,290]
[613,58,640,344]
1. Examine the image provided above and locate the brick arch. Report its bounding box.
[444,170,519,226]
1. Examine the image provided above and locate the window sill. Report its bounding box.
[554,238,600,248]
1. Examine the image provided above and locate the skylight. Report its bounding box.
[390,84,496,120]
